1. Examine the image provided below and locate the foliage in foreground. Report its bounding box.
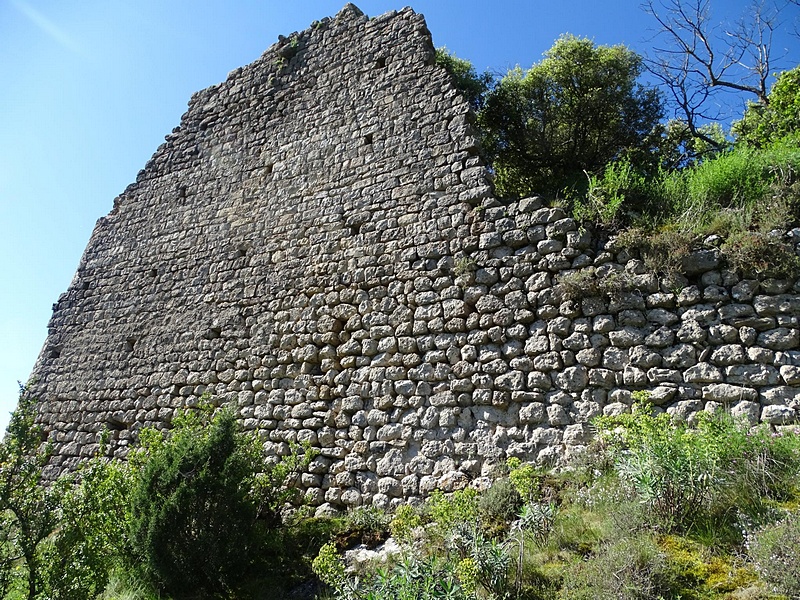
[128,407,274,598]
[313,409,800,600]
[0,389,63,600]
[0,396,318,600]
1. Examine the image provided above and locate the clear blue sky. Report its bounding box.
[0,0,797,431]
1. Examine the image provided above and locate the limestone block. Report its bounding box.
[684,363,723,383]
[702,384,758,403]
[759,386,800,405]
[761,405,796,424]
[780,365,800,385]
[555,366,589,392]
[589,368,616,389]
[711,344,746,366]
[725,364,780,386]
[662,344,696,369]
[609,326,645,348]
[547,405,571,426]
[757,327,800,350]
[681,249,720,274]
[753,294,800,316]
[603,402,630,416]
[667,400,702,421]
[650,385,678,405]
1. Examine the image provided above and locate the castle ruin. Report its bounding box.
[28,5,800,511]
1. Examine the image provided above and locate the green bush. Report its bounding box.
[0,390,65,600]
[722,231,800,279]
[747,511,800,598]
[435,47,493,111]
[479,478,521,526]
[128,407,274,598]
[595,407,800,536]
[43,458,132,600]
[428,488,480,536]
[558,532,670,600]
[480,35,663,199]
[573,158,651,226]
[734,66,800,148]
[656,142,800,233]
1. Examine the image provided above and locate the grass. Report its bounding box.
[577,140,800,280]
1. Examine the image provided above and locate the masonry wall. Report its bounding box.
[28,4,800,512]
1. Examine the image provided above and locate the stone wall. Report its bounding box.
[28,4,800,511]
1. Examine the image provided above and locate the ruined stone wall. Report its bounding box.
[29,5,800,512]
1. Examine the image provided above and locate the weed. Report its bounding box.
[453,256,476,277]
[558,267,636,300]
[747,511,800,598]
[722,231,800,279]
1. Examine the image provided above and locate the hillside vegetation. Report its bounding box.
[2,2,800,598]
[1,390,799,599]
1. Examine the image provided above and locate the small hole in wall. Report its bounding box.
[349,224,361,236]
[363,133,373,146]
[375,57,386,69]
[125,338,136,352]
[82,281,90,290]
[49,349,60,359]
[149,268,158,278]
[237,243,249,258]
[106,417,125,431]
[265,163,274,175]
[178,186,187,200]
[207,326,222,340]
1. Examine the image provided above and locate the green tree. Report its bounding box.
[734,65,800,148]
[42,455,132,600]
[435,47,493,111]
[0,388,63,600]
[479,34,663,199]
[128,407,267,598]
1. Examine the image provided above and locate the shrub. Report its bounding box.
[341,505,390,547]
[43,458,132,600]
[428,488,480,536]
[479,478,521,526]
[312,544,471,600]
[128,406,291,598]
[657,142,800,234]
[747,511,800,598]
[734,66,800,148]
[722,230,800,279]
[389,503,423,544]
[558,267,636,300]
[573,158,651,227]
[506,457,541,503]
[614,227,695,277]
[435,47,493,111]
[595,406,800,537]
[0,389,65,600]
[559,532,670,600]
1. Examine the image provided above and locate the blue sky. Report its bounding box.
[0,0,797,431]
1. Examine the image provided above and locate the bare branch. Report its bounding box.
[642,0,789,146]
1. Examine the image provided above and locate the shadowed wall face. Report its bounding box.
[28,5,800,512]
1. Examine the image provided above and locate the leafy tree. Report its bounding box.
[42,455,132,600]
[0,388,63,600]
[734,65,800,148]
[128,407,267,598]
[435,47,493,111]
[479,34,663,199]
[651,119,728,170]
